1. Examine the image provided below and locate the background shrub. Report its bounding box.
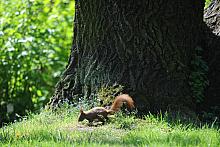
[0,0,74,124]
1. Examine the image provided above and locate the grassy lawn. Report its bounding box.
[0,107,219,147]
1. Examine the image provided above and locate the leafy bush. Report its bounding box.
[205,0,212,8]
[97,85,124,107]
[189,46,209,103]
[0,0,74,124]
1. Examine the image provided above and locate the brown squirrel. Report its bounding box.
[78,94,134,123]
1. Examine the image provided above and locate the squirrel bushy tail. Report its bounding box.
[110,94,134,112]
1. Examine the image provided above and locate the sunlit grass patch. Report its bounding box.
[0,108,220,147]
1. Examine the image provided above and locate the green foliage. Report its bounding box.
[0,108,219,146]
[77,94,100,112]
[0,0,74,124]
[189,46,209,103]
[205,0,212,8]
[112,112,137,130]
[97,85,124,106]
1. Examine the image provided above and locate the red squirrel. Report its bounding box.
[78,94,134,123]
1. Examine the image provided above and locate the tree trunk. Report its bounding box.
[202,0,220,115]
[48,0,205,113]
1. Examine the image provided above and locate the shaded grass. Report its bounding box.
[0,107,219,147]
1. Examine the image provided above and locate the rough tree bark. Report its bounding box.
[202,0,220,115]
[48,0,206,114]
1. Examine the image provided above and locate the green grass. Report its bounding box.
[0,107,219,147]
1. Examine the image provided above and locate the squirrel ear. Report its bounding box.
[80,107,84,113]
